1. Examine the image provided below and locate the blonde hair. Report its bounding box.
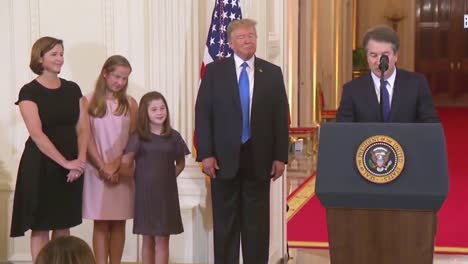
[35,236,96,264]
[227,18,257,40]
[30,36,63,75]
[88,55,132,118]
[137,91,172,141]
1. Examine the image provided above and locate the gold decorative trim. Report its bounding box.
[288,241,329,248]
[434,246,468,254]
[352,0,357,50]
[287,174,316,221]
[311,0,318,124]
[288,241,468,254]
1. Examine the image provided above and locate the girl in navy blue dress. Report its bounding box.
[121,91,190,264]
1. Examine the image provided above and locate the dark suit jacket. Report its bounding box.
[336,69,439,123]
[195,56,289,180]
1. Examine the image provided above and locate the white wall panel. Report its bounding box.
[36,0,107,94]
[0,0,16,192]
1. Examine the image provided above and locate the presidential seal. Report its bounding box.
[356,135,405,184]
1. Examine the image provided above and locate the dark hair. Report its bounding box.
[35,236,96,264]
[362,25,400,53]
[137,91,172,141]
[30,36,64,75]
[88,55,132,118]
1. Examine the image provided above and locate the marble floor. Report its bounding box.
[288,248,468,263]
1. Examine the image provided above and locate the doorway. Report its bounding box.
[415,0,468,105]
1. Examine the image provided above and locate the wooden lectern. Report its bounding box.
[316,123,448,264]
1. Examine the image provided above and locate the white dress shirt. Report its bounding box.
[371,68,397,104]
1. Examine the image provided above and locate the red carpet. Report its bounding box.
[287,107,468,253]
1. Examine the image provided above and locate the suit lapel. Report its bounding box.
[226,57,242,112]
[365,73,382,121]
[252,57,265,117]
[389,69,402,122]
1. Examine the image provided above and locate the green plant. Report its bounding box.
[352,47,368,71]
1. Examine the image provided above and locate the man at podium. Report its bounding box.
[321,26,448,264]
[336,25,439,123]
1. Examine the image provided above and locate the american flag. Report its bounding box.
[200,0,243,78]
[194,0,242,152]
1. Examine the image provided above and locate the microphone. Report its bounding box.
[379,55,389,74]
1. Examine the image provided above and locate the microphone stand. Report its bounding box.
[379,55,389,122]
[380,69,385,122]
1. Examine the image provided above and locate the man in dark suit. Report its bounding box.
[336,25,439,123]
[195,18,289,264]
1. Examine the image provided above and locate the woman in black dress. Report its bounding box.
[10,36,89,262]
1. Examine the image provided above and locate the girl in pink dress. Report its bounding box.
[82,55,138,264]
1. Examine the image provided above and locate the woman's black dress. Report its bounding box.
[10,79,83,237]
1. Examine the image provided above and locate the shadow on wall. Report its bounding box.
[66,43,107,95]
[2,114,24,186]
[66,43,146,101]
[0,160,8,183]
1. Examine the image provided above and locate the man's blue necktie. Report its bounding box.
[239,62,250,143]
[381,80,390,122]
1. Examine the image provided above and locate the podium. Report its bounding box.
[316,123,449,264]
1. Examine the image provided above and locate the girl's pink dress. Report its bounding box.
[82,98,134,220]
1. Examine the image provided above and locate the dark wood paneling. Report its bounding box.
[327,208,436,264]
[416,0,468,97]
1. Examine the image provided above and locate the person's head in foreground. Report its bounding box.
[35,236,96,264]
